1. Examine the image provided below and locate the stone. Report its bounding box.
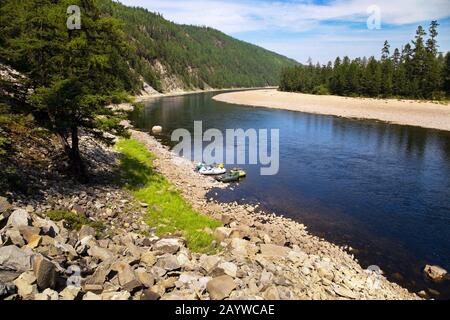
[220,214,232,225]
[263,286,280,300]
[5,229,25,247]
[112,261,141,292]
[33,255,57,290]
[333,285,357,299]
[156,254,181,271]
[218,262,238,278]
[88,246,114,262]
[13,271,37,297]
[34,288,59,300]
[206,275,236,300]
[33,217,59,237]
[424,265,447,281]
[18,226,41,243]
[153,238,181,254]
[140,289,160,300]
[26,234,42,249]
[85,262,111,285]
[140,252,157,266]
[59,285,81,300]
[260,244,290,258]
[0,245,33,272]
[0,196,11,214]
[200,255,221,273]
[83,292,101,300]
[135,268,155,288]
[214,227,239,242]
[83,284,104,293]
[79,225,96,240]
[101,291,131,300]
[7,209,30,228]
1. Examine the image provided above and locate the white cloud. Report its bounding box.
[118,0,450,33]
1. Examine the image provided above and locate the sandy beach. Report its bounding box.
[213,89,450,131]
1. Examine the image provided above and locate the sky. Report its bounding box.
[117,0,450,64]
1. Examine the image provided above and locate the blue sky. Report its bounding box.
[118,0,450,64]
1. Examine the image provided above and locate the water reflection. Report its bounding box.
[130,92,450,298]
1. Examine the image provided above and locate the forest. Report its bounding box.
[97,0,297,91]
[280,21,450,100]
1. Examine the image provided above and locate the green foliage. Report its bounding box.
[116,139,221,253]
[281,21,449,100]
[46,210,104,232]
[97,0,297,91]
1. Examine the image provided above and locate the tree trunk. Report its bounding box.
[69,125,88,183]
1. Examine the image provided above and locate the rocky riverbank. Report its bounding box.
[0,126,419,300]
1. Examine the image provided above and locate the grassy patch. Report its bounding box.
[116,139,221,253]
[46,210,104,233]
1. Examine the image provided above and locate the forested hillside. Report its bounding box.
[280,22,450,100]
[97,0,298,92]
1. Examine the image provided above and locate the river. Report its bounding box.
[130,91,450,299]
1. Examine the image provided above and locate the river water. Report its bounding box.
[130,91,450,298]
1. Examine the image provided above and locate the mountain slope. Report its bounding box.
[98,0,298,92]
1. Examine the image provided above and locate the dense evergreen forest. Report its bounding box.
[280,22,450,100]
[0,0,296,181]
[97,0,297,91]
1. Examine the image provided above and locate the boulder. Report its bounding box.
[140,289,160,300]
[79,225,96,240]
[87,246,114,262]
[112,261,141,292]
[13,271,37,298]
[218,262,238,278]
[33,255,57,290]
[5,229,25,247]
[18,226,41,243]
[140,252,157,266]
[101,291,131,300]
[424,265,447,281]
[153,238,181,254]
[206,275,236,300]
[26,234,42,249]
[156,254,180,271]
[7,209,30,228]
[135,268,155,288]
[0,245,33,272]
[34,288,59,300]
[83,292,101,300]
[0,196,11,214]
[200,255,221,274]
[59,285,81,300]
[260,244,290,258]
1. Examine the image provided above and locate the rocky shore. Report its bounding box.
[0,127,419,300]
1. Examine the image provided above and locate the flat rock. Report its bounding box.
[112,261,141,292]
[87,246,114,262]
[218,262,238,277]
[153,238,181,254]
[156,254,180,271]
[7,209,30,228]
[0,245,33,272]
[79,225,96,240]
[206,275,236,300]
[140,252,157,266]
[13,271,37,298]
[33,255,57,290]
[83,291,101,300]
[34,288,59,300]
[59,285,81,300]
[260,244,290,258]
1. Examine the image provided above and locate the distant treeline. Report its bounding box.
[280,22,450,100]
